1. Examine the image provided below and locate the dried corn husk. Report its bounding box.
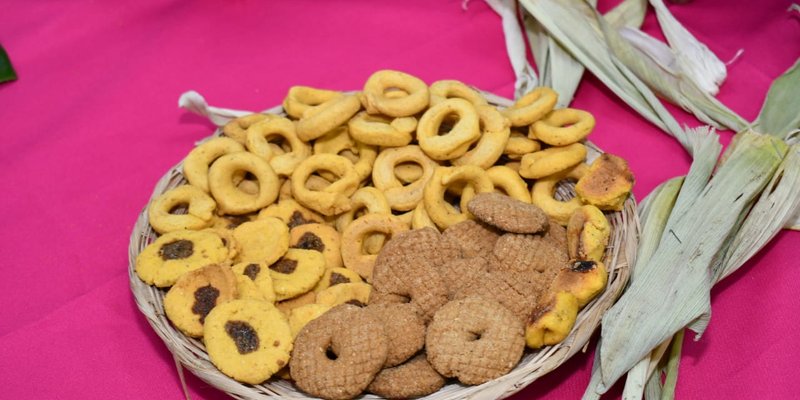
[484,0,539,97]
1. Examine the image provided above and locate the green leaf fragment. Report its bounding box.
[0,45,18,83]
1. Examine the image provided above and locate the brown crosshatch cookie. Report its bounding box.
[467,192,549,234]
[490,233,568,297]
[454,269,535,323]
[426,296,525,385]
[364,303,426,367]
[290,304,388,400]
[163,264,238,338]
[442,219,500,258]
[367,354,445,399]
[438,256,489,299]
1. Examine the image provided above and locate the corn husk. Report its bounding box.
[484,0,539,97]
[596,131,787,392]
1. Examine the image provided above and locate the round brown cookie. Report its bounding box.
[290,304,389,400]
[364,303,425,367]
[467,192,549,234]
[367,354,445,399]
[426,296,525,385]
[442,220,500,259]
[453,269,535,324]
[163,264,238,337]
[204,299,292,384]
[489,233,567,297]
[289,223,343,269]
[438,256,488,299]
[545,216,568,251]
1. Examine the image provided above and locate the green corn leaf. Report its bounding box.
[0,45,18,83]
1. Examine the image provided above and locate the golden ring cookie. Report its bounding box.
[148,185,216,234]
[417,98,481,161]
[164,264,238,337]
[519,142,587,179]
[283,86,342,119]
[222,114,272,144]
[531,108,595,146]
[268,248,326,301]
[290,154,360,216]
[452,104,511,169]
[296,94,361,141]
[258,198,324,228]
[341,213,409,281]
[183,137,245,192]
[429,79,488,107]
[361,69,429,117]
[504,130,542,160]
[335,186,391,233]
[316,281,372,308]
[372,145,438,212]
[231,261,276,303]
[411,202,437,230]
[347,111,416,147]
[135,229,230,287]
[312,126,353,157]
[204,299,293,384]
[501,86,558,126]
[245,117,311,177]
[531,163,588,226]
[290,223,343,270]
[394,162,424,183]
[574,153,634,211]
[207,152,280,215]
[423,166,494,230]
[233,217,290,265]
[461,165,530,205]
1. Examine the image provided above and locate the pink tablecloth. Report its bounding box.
[1,0,797,398]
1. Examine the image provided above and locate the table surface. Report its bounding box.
[1,0,798,398]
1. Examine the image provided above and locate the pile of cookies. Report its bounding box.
[134,70,633,398]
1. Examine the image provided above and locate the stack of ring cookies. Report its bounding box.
[134,70,634,399]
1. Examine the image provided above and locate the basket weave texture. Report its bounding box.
[129,92,638,400]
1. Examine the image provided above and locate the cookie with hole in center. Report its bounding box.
[204,299,293,384]
[364,303,425,367]
[163,264,238,337]
[467,192,549,234]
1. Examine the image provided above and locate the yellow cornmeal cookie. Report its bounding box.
[567,205,611,263]
[268,249,326,301]
[233,273,267,302]
[208,152,281,215]
[209,212,256,231]
[525,291,579,349]
[204,299,293,384]
[147,185,216,234]
[316,282,372,308]
[135,229,230,287]
[276,291,317,315]
[312,267,363,293]
[289,223,343,270]
[222,114,273,144]
[163,264,238,338]
[288,303,332,338]
[519,143,587,179]
[183,137,245,192]
[232,218,289,265]
[531,164,588,226]
[575,153,634,211]
[231,262,276,303]
[504,131,541,160]
[258,198,324,229]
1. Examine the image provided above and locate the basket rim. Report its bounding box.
[128,91,639,400]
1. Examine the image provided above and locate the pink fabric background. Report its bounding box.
[1,0,797,398]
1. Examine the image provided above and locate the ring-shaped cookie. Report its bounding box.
[423,166,494,230]
[313,126,354,156]
[502,87,558,127]
[531,108,595,146]
[452,104,511,169]
[291,154,360,216]
[394,162,424,183]
[519,142,587,179]
[531,163,588,226]
[222,114,273,144]
[372,145,438,212]
[283,86,342,119]
[183,137,246,193]
[347,111,416,147]
[258,198,324,228]
[296,94,361,141]
[245,117,311,177]
[208,152,280,215]
[429,79,489,107]
[462,165,531,204]
[362,70,429,117]
[335,186,392,232]
[504,131,542,160]
[411,202,437,230]
[417,98,481,161]
[148,185,216,234]
[341,213,409,281]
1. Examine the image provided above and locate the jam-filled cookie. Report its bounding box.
[135,229,231,287]
[275,291,317,315]
[258,198,325,229]
[289,223,343,270]
[232,217,289,265]
[268,249,326,301]
[316,282,372,308]
[231,262,276,303]
[312,267,363,294]
[204,299,293,384]
[163,264,238,337]
[209,212,256,231]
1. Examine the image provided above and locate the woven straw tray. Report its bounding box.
[129,91,638,399]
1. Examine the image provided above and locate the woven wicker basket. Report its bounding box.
[129,92,638,399]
